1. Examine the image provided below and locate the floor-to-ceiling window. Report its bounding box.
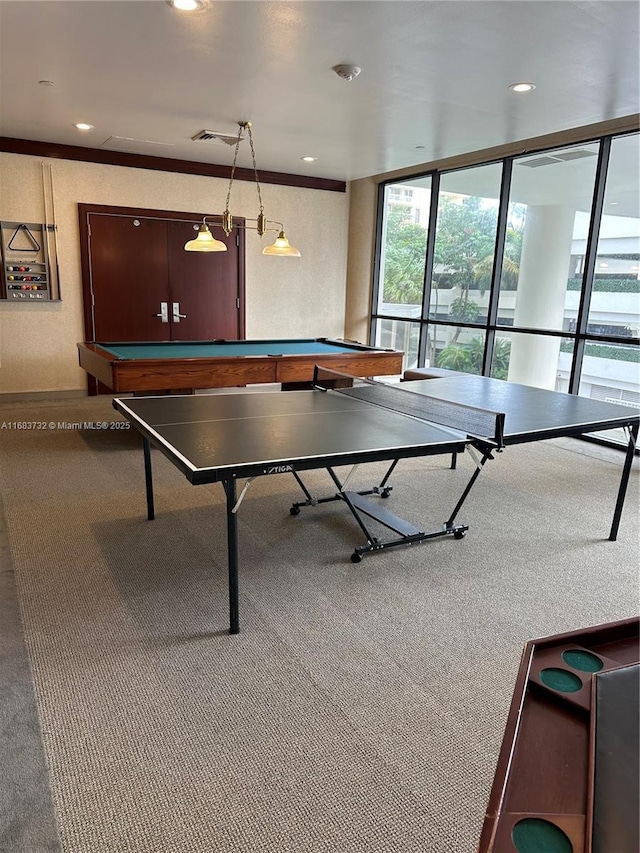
[495,143,599,387]
[579,134,639,402]
[374,175,432,368]
[426,164,502,375]
[370,130,639,445]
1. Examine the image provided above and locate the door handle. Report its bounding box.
[172,302,187,322]
[156,302,168,323]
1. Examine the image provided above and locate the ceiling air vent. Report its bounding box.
[556,149,597,162]
[191,129,243,145]
[101,136,175,154]
[520,149,597,168]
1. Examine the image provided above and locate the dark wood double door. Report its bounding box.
[78,204,246,393]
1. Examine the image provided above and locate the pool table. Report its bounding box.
[77,338,404,394]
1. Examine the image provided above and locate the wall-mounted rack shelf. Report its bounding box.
[0,221,61,301]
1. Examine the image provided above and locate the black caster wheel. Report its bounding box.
[290,506,300,516]
[380,488,391,499]
[453,530,466,540]
[351,552,362,563]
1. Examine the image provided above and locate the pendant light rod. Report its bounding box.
[184,120,300,256]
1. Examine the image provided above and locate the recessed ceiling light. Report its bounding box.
[509,82,536,93]
[610,201,619,206]
[74,123,94,131]
[167,0,203,10]
[301,156,317,162]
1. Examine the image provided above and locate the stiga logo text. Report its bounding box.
[265,465,294,474]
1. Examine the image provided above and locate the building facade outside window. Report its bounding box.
[370,131,640,445]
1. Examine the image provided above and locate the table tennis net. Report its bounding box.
[313,366,505,448]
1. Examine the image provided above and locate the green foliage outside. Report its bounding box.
[431,196,501,295]
[436,336,512,379]
[566,278,640,293]
[436,341,480,373]
[381,206,427,305]
[382,195,525,303]
[381,193,638,374]
[382,197,639,311]
[559,342,640,363]
[448,296,480,324]
[382,195,524,361]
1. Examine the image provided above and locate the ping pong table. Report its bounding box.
[113,370,638,634]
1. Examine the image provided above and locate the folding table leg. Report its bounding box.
[444,446,494,529]
[609,422,638,541]
[223,478,240,634]
[142,438,155,521]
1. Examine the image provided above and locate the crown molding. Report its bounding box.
[0,136,346,193]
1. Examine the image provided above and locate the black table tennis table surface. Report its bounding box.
[112,385,471,484]
[113,374,638,482]
[403,374,638,443]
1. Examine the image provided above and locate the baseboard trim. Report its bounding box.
[0,390,87,403]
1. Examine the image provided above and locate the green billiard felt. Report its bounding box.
[99,340,362,359]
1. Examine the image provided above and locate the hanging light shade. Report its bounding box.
[262,231,301,257]
[184,222,227,252]
[185,121,300,257]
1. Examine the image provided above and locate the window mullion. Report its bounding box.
[418,172,441,366]
[484,160,512,375]
[569,137,611,394]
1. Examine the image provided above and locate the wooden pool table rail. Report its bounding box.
[77,340,404,393]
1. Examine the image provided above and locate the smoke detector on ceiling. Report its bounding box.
[332,64,361,82]
[191,129,244,145]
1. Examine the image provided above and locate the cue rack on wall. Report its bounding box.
[0,164,62,302]
[0,221,61,302]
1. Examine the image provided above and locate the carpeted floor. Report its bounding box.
[0,395,638,852]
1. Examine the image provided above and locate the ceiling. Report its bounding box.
[0,1,638,182]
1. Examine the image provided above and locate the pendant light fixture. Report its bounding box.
[184,121,301,257]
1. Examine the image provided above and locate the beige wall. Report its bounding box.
[344,176,377,345]
[0,153,349,395]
